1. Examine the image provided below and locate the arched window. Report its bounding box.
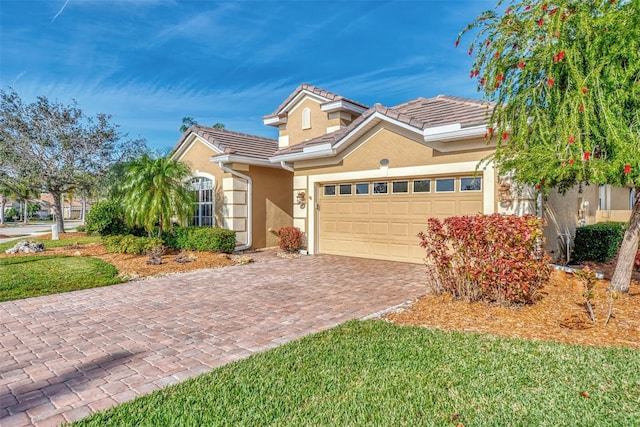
[302,108,311,129]
[190,177,214,226]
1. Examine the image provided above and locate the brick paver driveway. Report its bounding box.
[0,252,426,426]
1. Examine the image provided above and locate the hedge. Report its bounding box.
[572,222,627,263]
[164,226,236,253]
[102,235,164,255]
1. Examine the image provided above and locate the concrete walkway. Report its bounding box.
[0,251,427,426]
[0,221,82,245]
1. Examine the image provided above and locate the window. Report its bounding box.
[302,108,311,129]
[460,177,482,191]
[324,185,336,196]
[339,184,352,195]
[190,177,214,226]
[392,181,409,194]
[435,178,455,192]
[355,183,369,195]
[413,179,431,193]
[373,182,388,194]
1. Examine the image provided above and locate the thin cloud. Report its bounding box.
[51,0,70,24]
[13,70,27,84]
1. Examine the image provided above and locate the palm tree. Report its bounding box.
[121,154,194,237]
[179,117,198,133]
[11,183,38,224]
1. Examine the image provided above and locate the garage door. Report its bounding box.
[318,176,483,263]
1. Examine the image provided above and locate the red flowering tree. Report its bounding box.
[458,0,640,293]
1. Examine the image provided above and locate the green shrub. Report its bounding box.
[75,225,86,233]
[102,235,164,255]
[572,222,627,263]
[164,226,236,253]
[419,214,551,305]
[85,200,127,236]
[277,226,304,252]
[4,208,18,222]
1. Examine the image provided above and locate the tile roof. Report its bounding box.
[264,83,369,119]
[177,125,279,160]
[390,95,493,129]
[272,95,494,156]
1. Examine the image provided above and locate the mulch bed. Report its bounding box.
[0,232,235,280]
[386,269,640,349]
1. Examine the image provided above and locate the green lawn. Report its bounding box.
[74,320,640,426]
[0,234,101,252]
[0,255,122,301]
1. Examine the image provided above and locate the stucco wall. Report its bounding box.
[247,166,293,248]
[295,127,494,176]
[279,98,345,147]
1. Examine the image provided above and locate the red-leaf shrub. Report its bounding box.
[277,226,304,252]
[418,213,551,305]
[635,250,640,272]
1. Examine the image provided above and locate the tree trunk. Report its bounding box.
[81,195,87,225]
[22,200,28,224]
[0,196,5,224]
[52,192,65,233]
[610,187,640,293]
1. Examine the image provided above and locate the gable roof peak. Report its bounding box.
[265,83,369,119]
[172,124,278,161]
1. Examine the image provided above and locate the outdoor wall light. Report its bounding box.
[498,179,513,204]
[296,191,306,209]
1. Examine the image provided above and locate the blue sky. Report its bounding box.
[1,0,495,152]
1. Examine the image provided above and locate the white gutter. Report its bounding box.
[218,162,252,251]
[423,124,488,142]
[212,154,279,168]
[280,161,295,172]
[270,148,336,163]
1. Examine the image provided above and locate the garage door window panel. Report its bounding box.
[413,179,431,193]
[324,185,336,196]
[373,182,388,194]
[461,177,482,191]
[339,184,352,195]
[392,181,409,194]
[355,183,370,195]
[436,178,455,192]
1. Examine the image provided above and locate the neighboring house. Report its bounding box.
[3,193,89,221]
[39,193,90,220]
[174,83,634,262]
[170,127,293,249]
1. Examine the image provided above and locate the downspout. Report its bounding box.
[280,161,295,172]
[218,162,252,251]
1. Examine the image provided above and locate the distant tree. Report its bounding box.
[0,89,145,233]
[459,0,640,293]
[121,154,194,237]
[180,117,225,133]
[27,202,41,219]
[10,182,38,224]
[75,173,98,224]
[0,185,10,225]
[180,116,198,133]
